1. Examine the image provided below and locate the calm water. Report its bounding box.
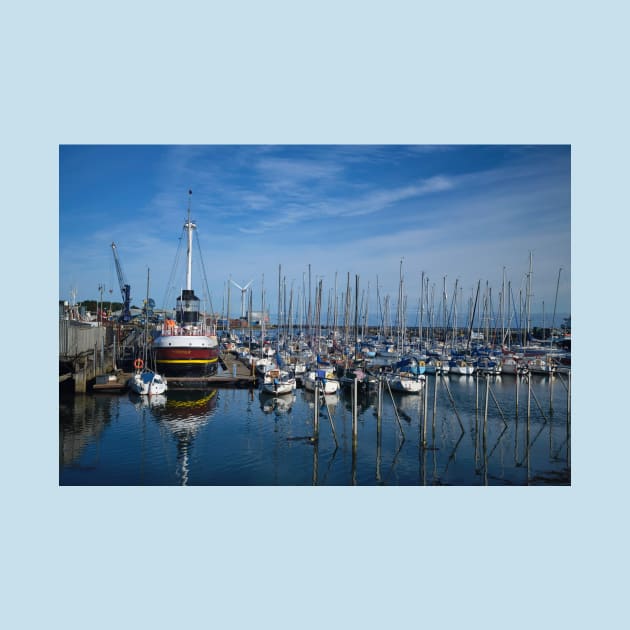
[59,374,570,485]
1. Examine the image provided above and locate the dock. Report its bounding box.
[90,353,257,392]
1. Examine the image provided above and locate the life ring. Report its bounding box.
[134,358,144,370]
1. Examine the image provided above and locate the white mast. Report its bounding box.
[185,189,195,291]
[526,251,533,343]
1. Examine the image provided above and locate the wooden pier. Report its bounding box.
[90,353,256,392]
[91,374,129,392]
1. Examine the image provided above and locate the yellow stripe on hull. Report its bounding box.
[156,358,218,365]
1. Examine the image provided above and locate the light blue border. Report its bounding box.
[5,1,625,628]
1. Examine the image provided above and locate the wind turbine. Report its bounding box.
[231,278,253,318]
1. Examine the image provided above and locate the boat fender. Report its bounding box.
[134,358,144,370]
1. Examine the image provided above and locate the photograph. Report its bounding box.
[59,144,571,485]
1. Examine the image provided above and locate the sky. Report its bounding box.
[59,144,571,323]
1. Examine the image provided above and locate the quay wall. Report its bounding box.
[59,321,116,393]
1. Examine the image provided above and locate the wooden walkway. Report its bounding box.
[91,353,257,392]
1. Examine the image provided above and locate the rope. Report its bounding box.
[162,232,184,311]
[195,229,216,321]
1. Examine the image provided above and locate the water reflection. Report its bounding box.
[129,392,167,410]
[151,389,219,485]
[259,391,296,416]
[339,386,376,414]
[302,389,340,410]
[60,371,570,485]
[388,391,424,420]
[60,394,121,468]
[451,375,477,388]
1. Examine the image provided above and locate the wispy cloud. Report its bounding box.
[59,145,571,313]
[255,156,343,183]
[339,176,454,217]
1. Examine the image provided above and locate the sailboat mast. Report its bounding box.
[185,189,195,291]
[418,271,424,349]
[526,251,533,343]
[355,274,359,350]
[278,264,282,351]
[333,271,338,336]
[501,266,506,346]
[551,267,562,337]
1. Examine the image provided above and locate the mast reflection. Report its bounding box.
[151,389,219,485]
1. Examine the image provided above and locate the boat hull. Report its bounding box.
[449,362,475,375]
[262,369,296,395]
[387,374,425,394]
[303,372,340,394]
[153,336,220,376]
[129,370,168,396]
[262,380,295,396]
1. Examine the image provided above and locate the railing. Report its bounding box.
[159,321,217,337]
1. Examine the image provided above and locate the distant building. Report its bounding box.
[247,310,269,326]
[217,312,270,329]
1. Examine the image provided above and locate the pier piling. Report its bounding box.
[475,370,479,414]
[352,377,358,443]
[483,374,490,432]
[432,373,438,432]
[567,371,571,418]
[422,377,428,447]
[313,381,320,440]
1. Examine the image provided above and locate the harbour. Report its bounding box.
[59,150,571,486]
[60,288,571,486]
[59,204,571,485]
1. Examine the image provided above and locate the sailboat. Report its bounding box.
[386,368,425,394]
[129,367,168,396]
[260,345,296,395]
[129,269,168,396]
[261,367,297,395]
[153,190,220,376]
[303,367,340,394]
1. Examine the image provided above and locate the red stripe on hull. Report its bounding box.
[154,348,220,376]
[155,347,219,361]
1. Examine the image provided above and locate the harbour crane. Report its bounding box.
[111,242,132,322]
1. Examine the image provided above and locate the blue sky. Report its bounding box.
[59,144,570,321]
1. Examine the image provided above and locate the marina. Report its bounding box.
[59,225,571,486]
[59,149,571,486]
[60,268,571,485]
